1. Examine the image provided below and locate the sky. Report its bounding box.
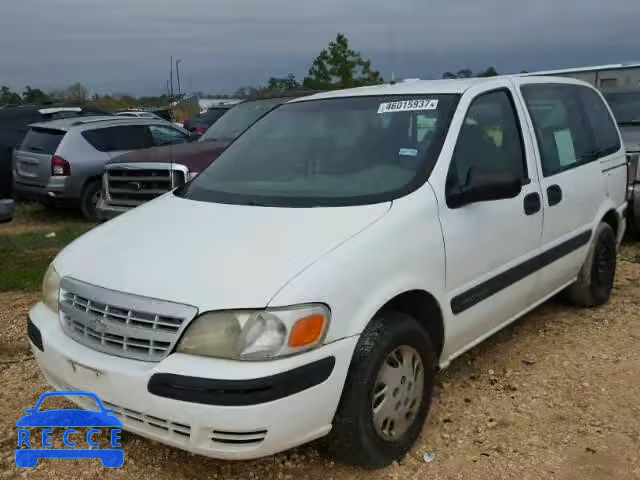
[1,0,640,96]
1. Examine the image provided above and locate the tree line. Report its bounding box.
[1,33,501,108]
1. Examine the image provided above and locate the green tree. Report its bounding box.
[456,69,473,79]
[477,66,499,77]
[442,72,457,79]
[303,33,383,90]
[63,82,88,103]
[0,86,22,105]
[266,73,300,92]
[22,86,49,103]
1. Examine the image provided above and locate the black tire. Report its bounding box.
[79,181,101,221]
[566,223,617,307]
[326,311,436,468]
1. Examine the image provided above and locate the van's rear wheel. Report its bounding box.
[327,311,435,468]
[80,181,101,221]
[567,223,617,307]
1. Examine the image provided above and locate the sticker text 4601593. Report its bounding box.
[378,99,439,114]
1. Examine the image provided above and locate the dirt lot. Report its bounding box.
[0,227,639,479]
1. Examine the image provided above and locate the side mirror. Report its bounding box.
[447,166,522,208]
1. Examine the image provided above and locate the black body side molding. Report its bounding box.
[451,230,592,314]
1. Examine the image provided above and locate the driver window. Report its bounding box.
[148,125,188,146]
[447,90,527,192]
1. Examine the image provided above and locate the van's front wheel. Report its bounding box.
[327,311,435,468]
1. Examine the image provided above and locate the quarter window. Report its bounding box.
[521,84,595,176]
[447,90,527,194]
[578,88,620,157]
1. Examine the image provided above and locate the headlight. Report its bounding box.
[176,304,330,361]
[42,264,60,313]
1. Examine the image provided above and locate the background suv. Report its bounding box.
[13,116,190,220]
[0,105,107,198]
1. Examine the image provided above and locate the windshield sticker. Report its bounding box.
[399,148,418,157]
[378,99,438,114]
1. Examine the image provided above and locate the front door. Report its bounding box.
[431,86,544,357]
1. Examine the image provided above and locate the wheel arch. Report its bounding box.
[600,208,619,237]
[375,289,445,362]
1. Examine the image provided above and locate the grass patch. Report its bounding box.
[0,204,93,292]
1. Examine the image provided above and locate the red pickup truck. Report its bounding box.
[97,93,312,221]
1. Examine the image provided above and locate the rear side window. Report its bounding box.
[20,128,65,154]
[521,84,595,176]
[82,125,151,152]
[578,88,621,157]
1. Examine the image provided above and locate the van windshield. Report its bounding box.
[179,94,459,207]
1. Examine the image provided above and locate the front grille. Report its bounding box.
[59,277,197,362]
[209,429,267,446]
[103,401,191,441]
[105,165,187,207]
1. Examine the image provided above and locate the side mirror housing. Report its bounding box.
[447,167,522,208]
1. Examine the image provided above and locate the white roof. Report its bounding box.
[293,78,495,102]
[290,75,595,103]
[525,62,640,76]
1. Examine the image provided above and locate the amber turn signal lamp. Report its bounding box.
[288,314,326,348]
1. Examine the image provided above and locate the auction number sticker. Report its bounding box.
[378,99,438,114]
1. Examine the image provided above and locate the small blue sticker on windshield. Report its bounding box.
[399,148,418,157]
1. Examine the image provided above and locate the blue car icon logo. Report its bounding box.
[16,391,124,468]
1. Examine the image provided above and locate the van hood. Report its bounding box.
[107,141,228,173]
[55,194,390,311]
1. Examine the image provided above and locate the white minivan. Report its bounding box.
[29,76,628,468]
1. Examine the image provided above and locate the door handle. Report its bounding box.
[523,192,541,215]
[547,185,563,206]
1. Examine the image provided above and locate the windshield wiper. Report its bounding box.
[619,119,640,126]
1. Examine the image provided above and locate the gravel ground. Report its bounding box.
[1,243,638,480]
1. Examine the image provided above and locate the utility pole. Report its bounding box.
[170,55,174,101]
[176,59,182,98]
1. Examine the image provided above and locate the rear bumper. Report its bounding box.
[0,198,14,223]
[13,179,76,201]
[96,198,131,221]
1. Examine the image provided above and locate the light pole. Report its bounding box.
[175,59,182,98]
[170,56,174,100]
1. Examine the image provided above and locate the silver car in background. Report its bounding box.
[12,116,191,220]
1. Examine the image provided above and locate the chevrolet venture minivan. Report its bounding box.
[28,76,628,468]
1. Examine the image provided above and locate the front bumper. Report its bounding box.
[28,302,357,460]
[96,198,131,221]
